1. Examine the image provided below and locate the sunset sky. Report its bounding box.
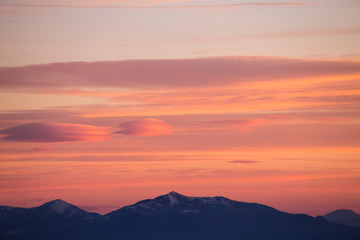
[0,0,360,216]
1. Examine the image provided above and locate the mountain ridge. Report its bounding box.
[1,192,360,240]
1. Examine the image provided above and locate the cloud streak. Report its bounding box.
[0,122,109,142]
[214,118,268,131]
[114,118,173,136]
[1,57,360,90]
[0,2,309,9]
[228,160,259,164]
[179,2,309,9]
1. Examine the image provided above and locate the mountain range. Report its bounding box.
[1,192,360,240]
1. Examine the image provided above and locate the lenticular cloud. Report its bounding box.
[0,122,109,142]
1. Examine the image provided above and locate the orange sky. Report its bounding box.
[0,0,360,216]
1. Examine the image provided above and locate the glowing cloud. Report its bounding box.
[0,122,109,142]
[114,118,173,136]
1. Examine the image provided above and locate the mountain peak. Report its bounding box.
[112,192,237,216]
[42,199,72,214]
[323,209,360,227]
[165,191,185,205]
[325,209,359,217]
[324,209,360,220]
[47,199,68,205]
[34,199,101,219]
[167,191,182,196]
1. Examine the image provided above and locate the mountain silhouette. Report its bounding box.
[1,192,360,240]
[324,209,360,227]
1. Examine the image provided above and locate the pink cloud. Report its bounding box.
[1,57,360,89]
[0,122,109,142]
[215,118,267,131]
[294,95,360,103]
[32,146,53,152]
[114,118,173,136]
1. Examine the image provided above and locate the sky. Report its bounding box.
[0,0,359,217]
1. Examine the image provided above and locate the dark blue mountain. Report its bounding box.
[0,199,101,240]
[324,209,360,227]
[1,192,360,240]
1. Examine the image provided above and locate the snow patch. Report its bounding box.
[0,206,14,211]
[168,194,179,205]
[47,200,71,214]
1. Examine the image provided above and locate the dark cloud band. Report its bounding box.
[0,122,108,142]
[1,56,360,89]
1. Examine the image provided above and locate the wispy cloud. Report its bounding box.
[0,2,309,9]
[114,118,173,136]
[2,56,360,90]
[214,118,268,131]
[178,2,309,9]
[228,160,259,164]
[244,27,360,39]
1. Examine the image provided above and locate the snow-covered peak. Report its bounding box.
[166,191,185,205]
[167,191,182,197]
[197,196,234,206]
[117,192,239,216]
[35,199,101,219]
[167,192,180,205]
[41,199,74,214]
